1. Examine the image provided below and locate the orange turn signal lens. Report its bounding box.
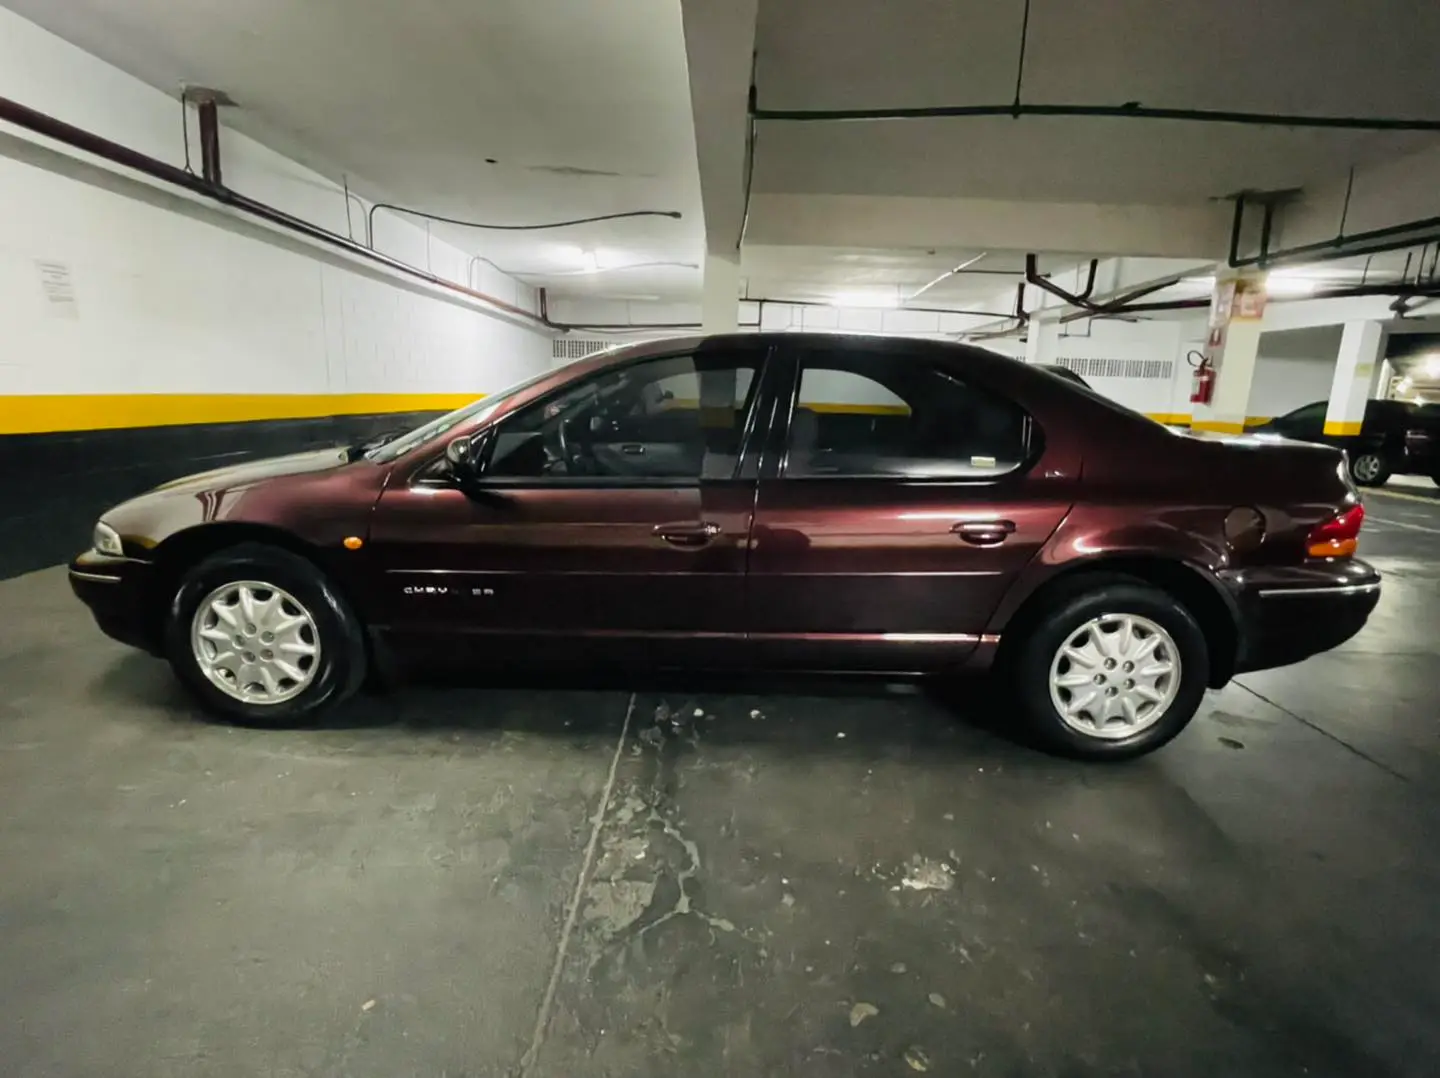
[343,536,364,551]
[1307,537,1357,559]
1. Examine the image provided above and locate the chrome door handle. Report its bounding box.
[952,519,1015,545]
[654,521,722,546]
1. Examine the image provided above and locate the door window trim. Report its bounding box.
[768,343,1042,486]
[410,345,775,492]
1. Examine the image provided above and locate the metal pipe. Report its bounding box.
[905,252,988,304]
[1229,191,1440,268]
[753,101,1440,132]
[196,98,221,186]
[1025,254,1125,312]
[1062,282,1440,324]
[0,93,550,328]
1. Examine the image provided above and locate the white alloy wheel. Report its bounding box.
[189,580,321,705]
[1351,453,1384,483]
[1047,613,1181,740]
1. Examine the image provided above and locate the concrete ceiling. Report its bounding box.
[10,0,1440,313]
[1,0,706,299]
[753,0,1440,207]
[756,0,1440,117]
[698,0,1440,304]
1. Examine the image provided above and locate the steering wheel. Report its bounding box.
[544,413,591,474]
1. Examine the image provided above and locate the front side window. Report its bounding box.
[483,352,759,483]
[783,354,1030,479]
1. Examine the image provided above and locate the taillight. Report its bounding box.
[1307,504,1365,559]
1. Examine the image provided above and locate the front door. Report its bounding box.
[368,346,768,670]
[747,343,1074,671]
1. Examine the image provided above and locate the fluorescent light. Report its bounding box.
[829,291,899,309]
[1265,270,1317,296]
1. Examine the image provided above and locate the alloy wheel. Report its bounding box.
[1352,454,1383,483]
[1047,613,1181,740]
[190,580,321,705]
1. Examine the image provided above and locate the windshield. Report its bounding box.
[363,366,564,463]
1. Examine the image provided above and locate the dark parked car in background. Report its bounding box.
[70,334,1379,760]
[1254,398,1440,486]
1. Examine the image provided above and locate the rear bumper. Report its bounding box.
[1224,559,1381,675]
[68,550,161,655]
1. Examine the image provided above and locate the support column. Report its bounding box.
[1192,271,1266,434]
[701,250,741,333]
[1024,316,1048,365]
[1324,321,1387,435]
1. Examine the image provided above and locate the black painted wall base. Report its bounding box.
[0,411,439,580]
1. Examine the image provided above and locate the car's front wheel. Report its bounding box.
[1010,581,1209,760]
[1349,451,1391,487]
[165,543,366,724]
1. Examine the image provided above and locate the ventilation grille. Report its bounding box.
[1055,356,1173,380]
[552,338,616,361]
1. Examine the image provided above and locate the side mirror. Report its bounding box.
[444,430,493,485]
[445,435,475,471]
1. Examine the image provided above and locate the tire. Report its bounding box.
[1008,581,1209,760]
[164,543,366,725]
[1349,451,1391,487]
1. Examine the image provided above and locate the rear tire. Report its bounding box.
[1009,581,1209,760]
[164,543,366,725]
[1350,451,1391,487]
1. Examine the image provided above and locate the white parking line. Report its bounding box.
[1368,488,1440,506]
[1366,515,1440,536]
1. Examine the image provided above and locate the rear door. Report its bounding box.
[746,342,1075,672]
[367,344,769,669]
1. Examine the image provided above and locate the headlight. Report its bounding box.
[92,522,124,557]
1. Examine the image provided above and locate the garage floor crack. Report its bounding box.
[1233,681,1408,782]
[517,692,636,1077]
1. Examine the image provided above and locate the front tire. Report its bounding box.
[1010,582,1209,760]
[165,543,366,725]
[1350,451,1391,487]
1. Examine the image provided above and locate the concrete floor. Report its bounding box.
[3,490,1440,1077]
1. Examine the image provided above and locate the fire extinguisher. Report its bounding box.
[1188,350,1215,405]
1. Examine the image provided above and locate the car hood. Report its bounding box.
[101,446,384,553]
[148,447,351,495]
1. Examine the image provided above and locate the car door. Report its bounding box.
[746,342,1075,672]
[366,345,769,670]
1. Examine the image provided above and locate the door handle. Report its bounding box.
[952,519,1016,545]
[654,521,722,546]
[620,443,646,455]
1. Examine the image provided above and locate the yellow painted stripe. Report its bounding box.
[1146,415,1273,428]
[800,402,911,415]
[1323,420,1364,436]
[0,393,483,435]
[1190,419,1248,434]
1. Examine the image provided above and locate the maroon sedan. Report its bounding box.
[70,334,1379,759]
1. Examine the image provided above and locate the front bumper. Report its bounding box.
[1225,559,1381,675]
[68,550,161,654]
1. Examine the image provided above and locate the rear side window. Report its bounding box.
[783,353,1031,479]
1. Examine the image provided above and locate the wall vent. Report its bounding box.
[552,338,615,361]
[1055,356,1173,380]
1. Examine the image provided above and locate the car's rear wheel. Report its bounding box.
[1349,451,1390,487]
[165,543,366,725]
[1010,582,1209,760]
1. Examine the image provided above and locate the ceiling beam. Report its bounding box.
[745,193,1233,260]
[680,0,759,254]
